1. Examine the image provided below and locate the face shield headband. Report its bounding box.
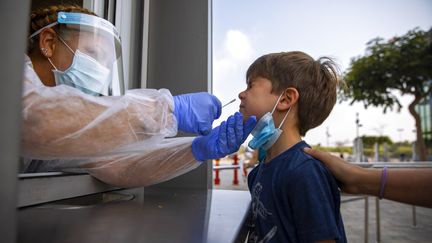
[29,12,120,44]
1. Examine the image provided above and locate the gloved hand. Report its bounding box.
[192,112,257,161]
[173,92,222,135]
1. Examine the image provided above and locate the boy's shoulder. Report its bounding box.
[274,141,332,182]
[274,141,324,171]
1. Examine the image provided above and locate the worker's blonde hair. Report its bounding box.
[27,4,97,53]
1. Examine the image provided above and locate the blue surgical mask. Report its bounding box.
[48,37,111,96]
[248,93,290,150]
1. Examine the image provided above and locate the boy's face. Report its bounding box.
[238,76,280,121]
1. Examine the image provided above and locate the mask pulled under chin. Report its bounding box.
[248,112,283,150]
[248,93,290,151]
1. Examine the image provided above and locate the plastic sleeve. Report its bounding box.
[21,78,178,160]
[31,137,199,188]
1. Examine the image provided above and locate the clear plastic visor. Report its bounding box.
[29,12,124,96]
[59,24,124,96]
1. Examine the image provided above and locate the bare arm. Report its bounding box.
[372,168,432,208]
[304,148,432,208]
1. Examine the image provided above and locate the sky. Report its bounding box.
[212,0,432,146]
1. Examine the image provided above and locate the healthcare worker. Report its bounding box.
[22,4,257,187]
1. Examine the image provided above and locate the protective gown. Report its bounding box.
[21,56,199,188]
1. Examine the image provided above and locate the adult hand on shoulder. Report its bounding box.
[192,112,257,161]
[173,92,222,135]
[303,147,365,194]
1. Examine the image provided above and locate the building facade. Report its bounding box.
[417,82,432,147]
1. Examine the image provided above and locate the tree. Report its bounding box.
[361,135,393,148]
[341,27,432,161]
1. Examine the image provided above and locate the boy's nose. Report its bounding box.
[238,91,245,100]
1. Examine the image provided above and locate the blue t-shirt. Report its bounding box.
[247,141,347,243]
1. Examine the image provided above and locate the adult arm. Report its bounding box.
[22,79,177,159]
[30,113,255,188]
[41,137,199,188]
[304,148,432,208]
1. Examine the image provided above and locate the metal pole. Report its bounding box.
[375,198,381,243]
[326,126,330,147]
[214,159,220,185]
[412,206,417,228]
[0,1,31,243]
[232,154,239,185]
[364,196,369,243]
[356,112,359,139]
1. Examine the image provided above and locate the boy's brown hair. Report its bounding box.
[246,51,340,136]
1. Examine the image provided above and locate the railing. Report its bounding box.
[359,162,432,243]
[353,161,432,168]
[213,154,243,186]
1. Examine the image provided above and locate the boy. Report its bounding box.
[240,51,346,242]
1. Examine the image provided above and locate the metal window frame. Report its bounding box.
[16,0,147,209]
[145,0,213,190]
[140,0,150,88]
[83,0,106,17]
[114,0,145,90]
[17,0,212,207]
[0,1,31,242]
[17,173,118,208]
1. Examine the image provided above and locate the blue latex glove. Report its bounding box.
[173,92,222,135]
[191,112,257,161]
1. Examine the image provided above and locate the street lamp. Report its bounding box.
[356,112,363,139]
[397,128,404,142]
[355,113,364,162]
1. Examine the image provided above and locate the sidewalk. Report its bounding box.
[213,162,432,242]
[341,197,432,242]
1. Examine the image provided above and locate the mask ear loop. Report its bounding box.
[46,56,58,71]
[56,35,75,55]
[278,107,291,129]
[271,93,284,114]
[45,34,76,71]
[272,91,291,129]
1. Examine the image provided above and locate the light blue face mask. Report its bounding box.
[248,93,290,150]
[48,37,111,96]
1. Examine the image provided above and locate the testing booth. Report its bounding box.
[0,0,251,242]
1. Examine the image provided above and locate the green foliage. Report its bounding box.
[312,145,352,154]
[340,27,432,112]
[361,135,393,148]
[313,144,414,160]
[363,148,374,157]
[341,27,432,160]
[390,145,413,157]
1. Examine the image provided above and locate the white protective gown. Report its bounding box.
[21,56,200,188]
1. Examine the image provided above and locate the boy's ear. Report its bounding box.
[280,88,299,110]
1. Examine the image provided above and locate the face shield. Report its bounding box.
[29,12,124,96]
